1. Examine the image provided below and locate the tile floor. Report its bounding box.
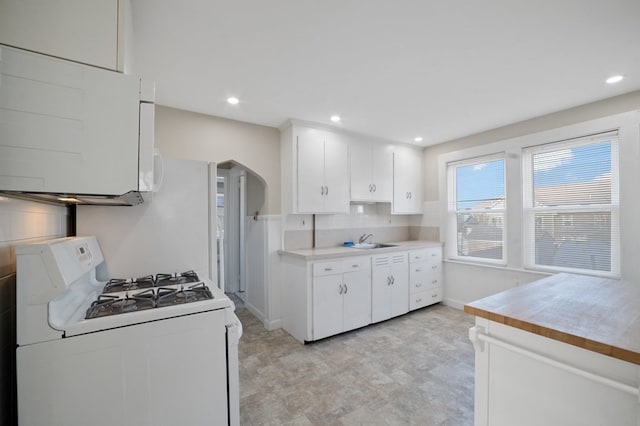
[236,304,475,425]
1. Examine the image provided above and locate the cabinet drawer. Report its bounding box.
[343,258,369,273]
[410,288,442,310]
[409,249,428,263]
[410,274,442,292]
[313,260,343,276]
[425,247,443,264]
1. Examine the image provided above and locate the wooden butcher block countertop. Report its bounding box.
[464,273,640,365]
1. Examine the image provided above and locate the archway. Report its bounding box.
[216,160,268,321]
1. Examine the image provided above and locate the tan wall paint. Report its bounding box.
[423,90,640,201]
[155,106,281,214]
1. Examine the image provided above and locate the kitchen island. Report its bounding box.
[464,273,640,426]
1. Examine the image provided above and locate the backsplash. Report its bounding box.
[0,196,71,426]
[283,203,414,250]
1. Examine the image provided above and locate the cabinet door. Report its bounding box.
[393,147,423,214]
[323,134,350,213]
[350,142,374,201]
[312,274,344,340]
[371,145,393,202]
[297,131,326,213]
[342,267,371,332]
[0,0,121,70]
[388,253,409,318]
[371,256,392,323]
[0,46,140,195]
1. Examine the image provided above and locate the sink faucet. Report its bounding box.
[358,233,374,244]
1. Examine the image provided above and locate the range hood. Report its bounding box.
[0,46,155,207]
[1,190,146,206]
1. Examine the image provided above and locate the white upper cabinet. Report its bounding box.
[0,46,151,199]
[393,146,423,214]
[350,142,393,202]
[0,0,124,71]
[282,124,350,214]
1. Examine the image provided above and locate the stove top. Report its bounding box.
[85,271,215,320]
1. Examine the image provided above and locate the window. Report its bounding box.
[447,155,505,264]
[522,132,619,276]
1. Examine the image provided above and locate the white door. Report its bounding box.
[312,274,344,340]
[323,134,350,213]
[372,144,393,202]
[371,256,392,323]
[342,268,371,332]
[389,253,409,318]
[350,142,374,201]
[297,132,326,213]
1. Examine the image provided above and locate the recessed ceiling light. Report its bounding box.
[330,115,341,122]
[414,136,423,143]
[606,75,624,84]
[227,96,239,105]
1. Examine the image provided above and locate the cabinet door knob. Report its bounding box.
[325,185,329,196]
[344,284,348,294]
[372,184,376,192]
[387,276,391,286]
[391,275,395,285]
[369,184,372,192]
[321,186,325,195]
[338,284,344,294]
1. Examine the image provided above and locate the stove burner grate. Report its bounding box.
[103,275,155,293]
[155,270,200,286]
[156,282,213,308]
[85,289,156,319]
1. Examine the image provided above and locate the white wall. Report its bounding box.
[422,91,640,307]
[154,105,281,215]
[154,106,281,328]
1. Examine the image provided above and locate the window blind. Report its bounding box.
[522,131,619,276]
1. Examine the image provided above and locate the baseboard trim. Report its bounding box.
[443,298,465,310]
[264,318,282,331]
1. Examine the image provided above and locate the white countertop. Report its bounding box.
[279,240,442,261]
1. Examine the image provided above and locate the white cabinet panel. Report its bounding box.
[372,252,408,323]
[295,126,349,214]
[393,146,423,214]
[0,0,123,70]
[0,46,144,196]
[409,246,443,310]
[350,142,393,202]
[312,257,371,340]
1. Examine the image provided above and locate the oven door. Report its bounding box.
[17,309,229,426]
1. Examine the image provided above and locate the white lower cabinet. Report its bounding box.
[371,252,409,323]
[409,247,443,310]
[280,244,442,343]
[312,258,371,340]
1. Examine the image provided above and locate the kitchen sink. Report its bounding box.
[350,243,398,249]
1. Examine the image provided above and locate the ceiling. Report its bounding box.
[129,0,640,147]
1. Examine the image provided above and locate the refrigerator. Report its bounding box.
[77,157,218,284]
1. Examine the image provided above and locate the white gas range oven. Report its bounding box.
[16,236,241,426]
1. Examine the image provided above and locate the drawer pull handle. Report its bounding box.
[416,298,422,303]
[432,293,438,298]
[432,280,438,284]
[325,268,333,271]
[352,264,359,268]
[432,265,438,269]
[416,283,422,287]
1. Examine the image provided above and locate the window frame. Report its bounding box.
[438,110,637,279]
[521,132,620,277]
[446,153,507,266]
